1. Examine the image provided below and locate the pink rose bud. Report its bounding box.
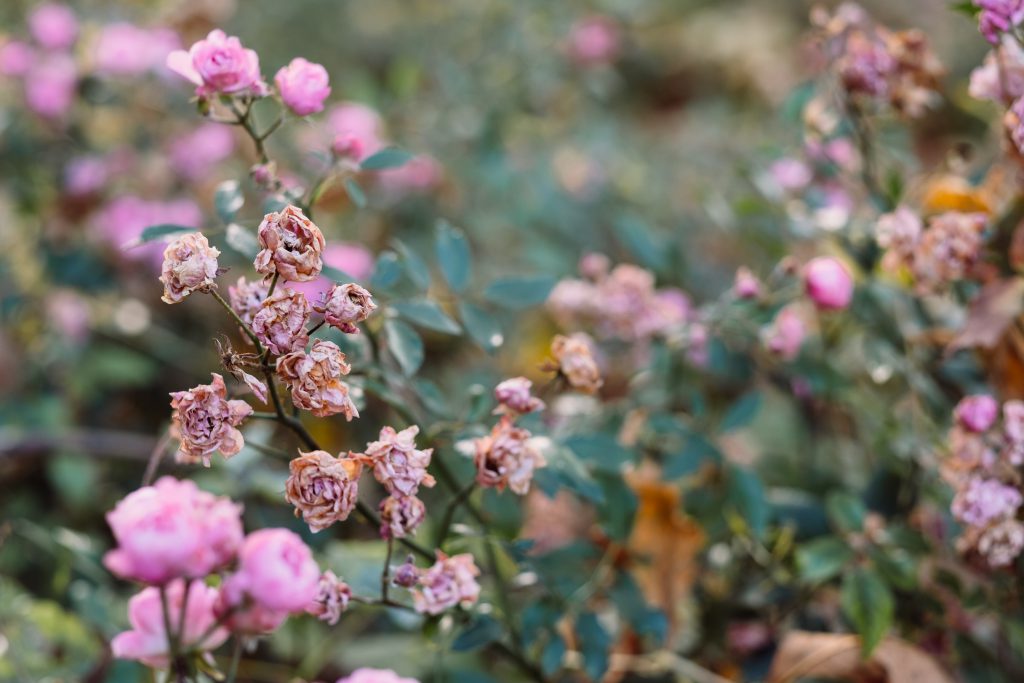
[955,395,999,433]
[474,416,546,495]
[254,204,326,282]
[252,288,311,356]
[494,376,545,415]
[379,495,427,539]
[578,252,611,280]
[221,528,321,614]
[111,579,228,667]
[733,267,761,299]
[768,158,812,193]
[567,15,621,66]
[306,570,352,625]
[104,477,243,584]
[332,133,364,161]
[276,340,359,419]
[763,306,805,361]
[170,373,253,466]
[337,669,421,683]
[275,57,331,116]
[803,257,854,310]
[357,425,436,499]
[159,232,220,304]
[393,557,419,588]
[166,29,265,97]
[411,552,481,615]
[285,450,362,532]
[28,3,78,50]
[328,102,385,162]
[250,161,276,188]
[315,283,377,334]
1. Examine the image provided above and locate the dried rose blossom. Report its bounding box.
[159,232,219,304]
[473,417,546,495]
[254,204,325,282]
[228,276,269,327]
[379,495,426,539]
[277,340,358,419]
[970,36,1024,102]
[358,425,435,498]
[170,373,253,466]
[252,288,311,356]
[493,376,545,415]
[315,283,377,333]
[955,395,999,434]
[393,557,419,588]
[285,450,362,532]
[733,267,761,299]
[952,477,1022,527]
[306,570,352,625]
[978,519,1024,567]
[411,552,481,615]
[548,334,602,394]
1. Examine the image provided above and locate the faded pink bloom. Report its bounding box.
[337,669,420,683]
[952,477,1022,527]
[977,0,1024,44]
[876,206,923,274]
[377,155,443,197]
[763,306,805,361]
[28,3,78,50]
[276,340,358,419]
[970,37,1024,102]
[332,134,364,161]
[170,373,253,466]
[24,54,77,119]
[567,15,621,66]
[275,57,331,116]
[104,476,243,584]
[359,425,436,498]
[978,519,1024,566]
[94,23,181,76]
[236,370,268,404]
[804,257,854,310]
[411,552,481,615]
[0,41,34,77]
[328,102,385,162]
[285,450,362,532]
[474,417,546,495]
[955,395,999,433]
[379,495,427,539]
[733,267,761,300]
[220,528,321,614]
[46,289,90,343]
[111,579,228,667]
[64,155,108,196]
[393,558,419,588]
[228,276,270,327]
[307,570,351,625]
[159,232,220,304]
[914,212,987,293]
[254,204,325,282]
[252,288,311,355]
[549,334,602,394]
[166,29,265,97]
[494,376,545,415]
[768,158,812,193]
[169,123,235,181]
[316,283,376,333]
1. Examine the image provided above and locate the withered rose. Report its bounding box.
[315,283,377,334]
[493,376,545,415]
[252,288,310,356]
[170,373,253,466]
[379,495,426,539]
[276,340,358,419]
[254,204,325,282]
[306,570,351,625]
[228,276,269,327]
[411,551,481,615]
[474,417,546,495]
[549,334,602,394]
[159,232,220,304]
[357,425,435,498]
[285,449,362,532]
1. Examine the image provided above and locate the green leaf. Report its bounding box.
[384,319,424,376]
[540,635,566,675]
[595,473,637,540]
[827,491,867,532]
[360,147,413,171]
[869,547,917,591]
[214,179,244,223]
[225,223,259,259]
[719,391,761,432]
[435,220,472,292]
[458,302,503,352]
[482,275,556,309]
[727,465,769,539]
[321,264,357,284]
[392,239,431,291]
[796,536,855,583]
[133,224,196,245]
[613,214,669,271]
[840,567,893,657]
[545,446,604,504]
[662,435,721,479]
[576,612,611,682]
[452,615,502,652]
[391,299,461,335]
[564,434,629,473]
[344,177,367,208]
[371,251,403,290]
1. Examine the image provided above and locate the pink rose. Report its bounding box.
[337,669,420,683]
[493,376,545,415]
[215,596,288,635]
[254,204,325,282]
[955,395,999,433]
[474,417,546,495]
[111,579,228,667]
[95,23,181,76]
[275,57,331,116]
[221,528,321,613]
[411,552,481,615]
[733,267,761,300]
[252,288,311,355]
[358,425,435,498]
[166,29,265,97]
[315,282,377,334]
[24,54,77,119]
[328,102,385,162]
[159,232,220,304]
[0,41,34,77]
[276,340,359,419]
[170,373,253,466]
[763,306,806,361]
[567,16,621,66]
[285,450,362,532]
[28,3,78,50]
[379,495,426,539]
[104,476,243,584]
[804,257,854,310]
[307,570,352,625]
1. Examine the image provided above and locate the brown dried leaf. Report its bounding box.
[768,631,954,683]
[948,277,1024,352]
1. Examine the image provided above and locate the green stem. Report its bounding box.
[225,638,243,683]
[381,537,394,602]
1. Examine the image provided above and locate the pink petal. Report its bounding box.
[166,50,202,86]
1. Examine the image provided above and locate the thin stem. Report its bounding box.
[177,580,192,657]
[356,500,433,560]
[210,289,262,349]
[381,537,394,602]
[225,638,243,683]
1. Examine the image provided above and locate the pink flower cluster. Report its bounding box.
[876,208,987,294]
[942,395,1024,567]
[359,425,435,539]
[0,4,80,119]
[473,377,548,495]
[762,306,807,362]
[975,0,1024,44]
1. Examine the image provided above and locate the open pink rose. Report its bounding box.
[166,29,264,97]
[111,579,228,667]
[220,528,321,613]
[275,57,331,116]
